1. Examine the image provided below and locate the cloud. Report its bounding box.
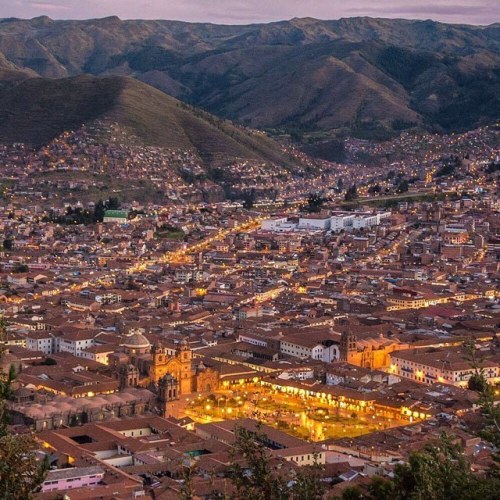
[346,3,495,18]
[27,2,71,12]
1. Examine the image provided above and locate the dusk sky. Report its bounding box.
[2,1,499,25]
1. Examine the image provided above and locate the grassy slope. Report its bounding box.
[0,74,294,166]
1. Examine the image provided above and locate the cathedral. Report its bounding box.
[149,338,219,395]
[115,331,219,415]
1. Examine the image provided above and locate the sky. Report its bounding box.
[1,0,498,25]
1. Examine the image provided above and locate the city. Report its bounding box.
[0,119,498,498]
[0,5,499,500]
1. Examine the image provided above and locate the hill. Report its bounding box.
[0,74,295,167]
[0,16,498,139]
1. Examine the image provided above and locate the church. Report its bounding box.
[149,338,219,395]
[115,330,219,412]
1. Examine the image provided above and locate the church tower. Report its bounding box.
[150,342,168,384]
[119,364,139,390]
[177,339,192,394]
[340,331,357,362]
[157,374,179,417]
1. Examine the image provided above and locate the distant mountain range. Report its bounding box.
[0,16,498,143]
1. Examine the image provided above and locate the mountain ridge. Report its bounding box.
[0,74,296,167]
[0,16,498,138]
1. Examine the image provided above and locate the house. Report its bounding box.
[26,331,54,354]
[57,330,96,357]
[41,466,105,493]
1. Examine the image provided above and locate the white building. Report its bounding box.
[261,217,290,231]
[330,213,355,232]
[331,211,391,232]
[81,345,115,365]
[57,331,95,357]
[280,337,339,362]
[26,331,54,354]
[389,347,500,387]
[298,215,331,231]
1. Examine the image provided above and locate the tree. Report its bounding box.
[468,371,490,393]
[396,179,409,193]
[179,462,196,500]
[390,433,474,500]
[93,200,106,223]
[463,340,500,447]
[340,487,364,500]
[477,384,500,448]
[93,198,120,223]
[242,189,256,210]
[0,434,49,500]
[336,434,500,500]
[367,476,395,499]
[3,238,13,252]
[368,183,381,194]
[230,426,286,499]
[344,185,358,202]
[307,192,325,213]
[12,262,29,273]
[106,197,120,210]
[230,425,324,500]
[290,457,325,500]
[0,316,48,498]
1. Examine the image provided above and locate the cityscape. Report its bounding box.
[0,3,499,500]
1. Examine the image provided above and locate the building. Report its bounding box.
[122,329,151,357]
[298,214,331,231]
[41,466,105,493]
[149,339,219,395]
[103,210,129,223]
[389,347,500,387]
[330,213,356,232]
[57,330,95,357]
[280,335,340,363]
[82,344,115,365]
[26,331,53,354]
[339,331,404,369]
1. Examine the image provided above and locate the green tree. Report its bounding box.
[468,371,491,393]
[0,434,49,500]
[3,238,13,252]
[340,486,364,500]
[336,435,500,500]
[12,262,29,273]
[344,185,358,202]
[307,192,325,213]
[367,476,395,499]
[230,426,324,500]
[106,197,120,210]
[291,459,325,500]
[396,179,409,193]
[390,434,472,499]
[179,462,195,500]
[0,316,48,498]
[93,200,106,223]
[242,189,256,210]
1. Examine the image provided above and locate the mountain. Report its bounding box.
[0,16,498,138]
[0,74,296,167]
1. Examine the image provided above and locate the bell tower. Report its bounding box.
[177,339,192,394]
[157,374,179,417]
[150,342,167,383]
[340,331,357,362]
